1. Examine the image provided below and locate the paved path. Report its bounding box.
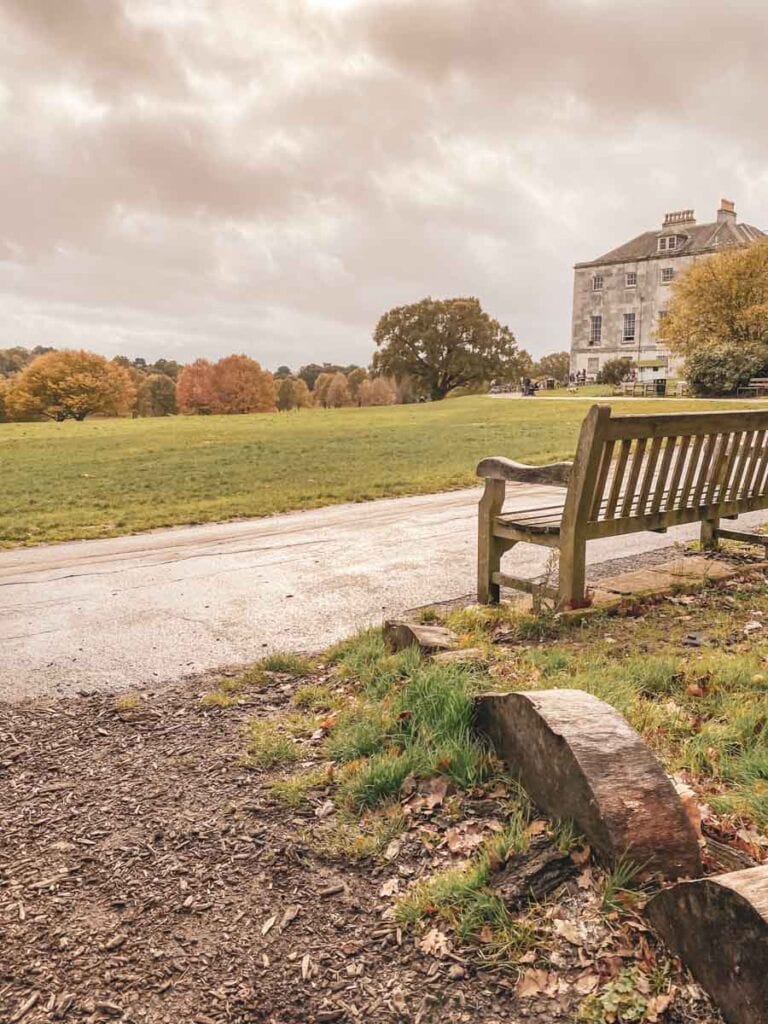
[3,489,768,701]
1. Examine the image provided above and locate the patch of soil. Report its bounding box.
[1,676,721,1024]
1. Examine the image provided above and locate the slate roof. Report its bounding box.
[576,218,765,268]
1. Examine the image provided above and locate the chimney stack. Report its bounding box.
[663,209,696,228]
[717,198,736,224]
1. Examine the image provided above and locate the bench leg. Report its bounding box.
[478,479,505,604]
[558,538,587,610]
[701,516,720,551]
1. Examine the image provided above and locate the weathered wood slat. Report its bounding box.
[650,436,677,515]
[621,438,646,516]
[604,408,768,441]
[664,434,691,513]
[591,439,616,520]
[602,438,630,519]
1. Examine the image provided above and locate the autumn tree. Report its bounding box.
[346,367,368,404]
[212,355,276,414]
[325,372,352,408]
[277,377,313,411]
[372,297,522,400]
[358,378,396,406]
[658,241,768,358]
[6,349,135,421]
[313,372,334,408]
[137,373,177,416]
[176,359,217,414]
[534,351,570,383]
[0,378,8,421]
[0,345,55,377]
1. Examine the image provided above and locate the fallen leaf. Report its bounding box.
[379,878,400,898]
[418,927,451,958]
[516,968,551,997]
[646,993,673,1021]
[383,839,401,861]
[314,799,335,820]
[301,953,311,980]
[553,919,582,945]
[280,905,299,928]
[573,970,599,995]
[570,843,591,866]
[445,821,486,855]
[261,914,277,936]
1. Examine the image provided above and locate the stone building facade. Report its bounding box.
[570,200,765,379]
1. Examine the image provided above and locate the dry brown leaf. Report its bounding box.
[646,992,673,1021]
[379,878,400,898]
[445,821,486,855]
[418,927,451,958]
[553,919,582,945]
[261,914,277,936]
[570,844,591,866]
[516,968,550,998]
[573,970,599,995]
[383,839,401,861]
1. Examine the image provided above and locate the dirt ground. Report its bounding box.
[0,663,725,1024]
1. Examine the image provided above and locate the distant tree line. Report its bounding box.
[0,295,572,422]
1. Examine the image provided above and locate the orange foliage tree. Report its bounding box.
[212,355,276,414]
[6,349,136,421]
[176,355,276,415]
[176,359,217,414]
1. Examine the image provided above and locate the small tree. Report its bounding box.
[6,349,136,421]
[535,351,570,383]
[346,367,368,404]
[368,377,397,406]
[325,372,352,408]
[176,359,217,414]
[313,372,334,408]
[137,373,177,416]
[0,378,8,421]
[276,377,313,411]
[684,346,767,397]
[597,357,634,386]
[372,297,522,400]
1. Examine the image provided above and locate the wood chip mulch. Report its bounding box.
[0,679,594,1024]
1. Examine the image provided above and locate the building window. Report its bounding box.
[592,274,603,291]
[625,271,637,287]
[589,315,602,345]
[587,357,599,375]
[658,236,678,252]
[661,267,675,283]
[623,312,636,342]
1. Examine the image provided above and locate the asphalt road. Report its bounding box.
[3,487,768,701]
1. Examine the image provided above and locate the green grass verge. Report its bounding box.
[3,394,767,546]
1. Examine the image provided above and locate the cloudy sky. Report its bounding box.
[1,0,766,369]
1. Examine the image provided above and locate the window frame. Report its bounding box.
[661,267,675,284]
[589,314,602,345]
[592,274,604,291]
[625,271,637,288]
[622,312,636,343]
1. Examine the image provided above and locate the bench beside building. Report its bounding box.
[570,200,765,380]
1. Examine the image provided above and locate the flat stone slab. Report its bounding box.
[474,689,702,878]
[598,568,688,595]
[655,555,738,580]
[647,866,768,1024]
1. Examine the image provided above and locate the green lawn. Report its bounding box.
[2,395,767,548]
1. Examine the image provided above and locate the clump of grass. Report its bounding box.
[114,694,141,712]
[526,648,572,677]
[328,628,421,698]
[601,855,641,913]
[270,767,330,806]
[201,666,267,707]
[315,803,406,860]
[624,655,680,695]
[416,607,442,624]
[293,683,343,711]
[201,689,240,708]
[330,661,495,810]
[261,652,314,676]
[246,720,301,768]
[396,830,538,960]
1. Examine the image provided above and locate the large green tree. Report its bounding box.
[372,297,522,400]
[534,351,570,382]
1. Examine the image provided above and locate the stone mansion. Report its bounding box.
[570,200,765,379]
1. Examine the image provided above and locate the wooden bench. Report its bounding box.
[737,377,768,398]
[478,404,768,608]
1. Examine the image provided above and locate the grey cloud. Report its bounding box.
[0,0,766,366]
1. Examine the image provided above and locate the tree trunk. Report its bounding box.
[474,689,702,879]
[647,866,768,1024]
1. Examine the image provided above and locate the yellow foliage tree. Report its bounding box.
[6,349,136,421]
[657,241,768,358]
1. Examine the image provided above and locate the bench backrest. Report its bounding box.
[563,404,768,540]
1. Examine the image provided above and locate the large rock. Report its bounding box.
[474,689,701,878]
[647,866,768,1024]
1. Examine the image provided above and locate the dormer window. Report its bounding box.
[658,235,679,252]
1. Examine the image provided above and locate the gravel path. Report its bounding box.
[3,487,768,701]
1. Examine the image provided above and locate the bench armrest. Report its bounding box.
[476,456,572,486]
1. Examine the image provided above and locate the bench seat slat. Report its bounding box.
[604,409,768,441]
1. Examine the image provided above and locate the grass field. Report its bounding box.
[2,394,767,548]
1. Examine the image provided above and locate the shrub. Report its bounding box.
[684,345,767,397]
[597,357,634,386]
